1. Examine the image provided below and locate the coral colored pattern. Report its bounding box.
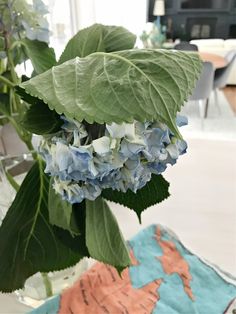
[30,225,236,314]
[59,250,161,313]
[59,263,162,314]
[155,226,194,300]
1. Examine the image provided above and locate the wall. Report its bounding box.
[148,0,236,40]
[70,0,148,36]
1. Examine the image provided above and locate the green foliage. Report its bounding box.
[48,178,80,236]
[0,0,49,42]
[0,93,10,116]
[0,159,88,292]
[0,21,203,292]
[21,39,56,74]
[102,174,170,222]
[21,49,202,137]
[86,197,131,273]
[15,86,62,135]
[59,23,136,63]
[21,100,63,134]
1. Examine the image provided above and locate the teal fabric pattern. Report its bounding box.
[29,295,60,314]
[29,225,236,314]
[129,225,236,314]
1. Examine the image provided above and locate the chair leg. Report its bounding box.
[214,89,221,115]
[204,98,209,118]
[198,99,206,130]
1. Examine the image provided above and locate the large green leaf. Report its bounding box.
[0,93,10,116]
[48,178,80,236]
[21,39,56,74]
[21,100,63,134]
[0,159,88,292]
[102,25,137,52]
[58,24,105,63]
[58,23,136,63]
[16,86,63,135]
[102,174,170,222]
[20,49,202,137]
[86,197,131,273]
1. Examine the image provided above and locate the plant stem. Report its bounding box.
[5,170,20,192]
[0,159,19,192]
[0,75,15,88]
[4,34,38,161]
[6,49,18,84]
[41,273,53,298]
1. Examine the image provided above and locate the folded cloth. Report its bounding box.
[30,224,236,314]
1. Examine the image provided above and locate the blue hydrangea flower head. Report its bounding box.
[40,116,188,204]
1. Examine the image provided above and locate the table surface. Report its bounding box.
[198,52,227,69]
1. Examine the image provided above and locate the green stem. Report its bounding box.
[0,160,19,192]
[41,273,53,298]
[9,40,22,51]
[5,170,20,192]
[0,75,15,88]
[6,48,18,84]
[8,116,34,150]
[3,32,37,163]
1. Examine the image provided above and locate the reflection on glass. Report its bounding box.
[0,154,33,223]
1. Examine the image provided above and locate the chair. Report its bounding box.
[174,42,198,51]
[212,50,236,115]
[214,50,236,89]
[189,62,214,124]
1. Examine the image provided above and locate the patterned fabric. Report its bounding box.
[30,225,236,314]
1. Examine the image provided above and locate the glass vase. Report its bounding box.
[0,154,89,308]
[15,259,89,308]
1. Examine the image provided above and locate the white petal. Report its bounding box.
[106,122,135,139]
[92,136,110,155]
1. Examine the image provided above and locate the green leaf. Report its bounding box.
[0,93,10,116]
[21,100,63,134]
[0,159,88,292]
[20,49,202,137]
[15,86,63,135]
[58,24,105,63]
[21,39,56,74]
[48,178,79,236]
[102,174,170,223]
[58,23,136,64]
[15,85,39,104]
[86,197,131,273]
[102,25,136,52]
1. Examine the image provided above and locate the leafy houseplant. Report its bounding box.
[0,0,55,190]
[0,0,57,297]
[0,0,53,143]
[0,20,202,295]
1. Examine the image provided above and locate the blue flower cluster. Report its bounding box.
[40,116,188,204]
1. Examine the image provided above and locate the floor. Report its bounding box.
[223,86,236,114]
[0,88,235,313]
[180,88,236,141]
[113,138,236,276]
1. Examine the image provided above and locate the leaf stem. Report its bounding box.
[9,40,22,51]
[0,75,15,88]
[0,159,20,192]
[3,34,38,160]
[5,170,20,192]
[41,272,53,298]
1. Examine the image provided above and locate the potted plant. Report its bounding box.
[0,5,202,302]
